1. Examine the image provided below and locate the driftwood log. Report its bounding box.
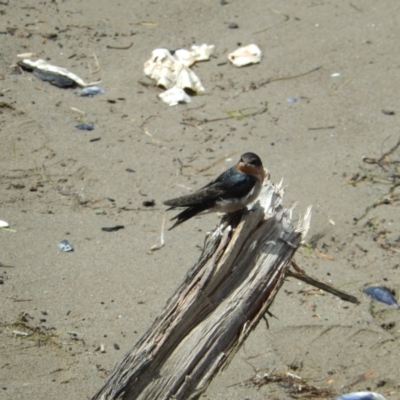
[92,179,357,400]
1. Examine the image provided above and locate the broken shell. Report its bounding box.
[363,286,399,308]
[75,122,94,131]
[76,86,105,96]
[173,49,195,68]
[174,44,215,67]
[144,49,204,92]
[159,87,191,106]
[58,239,74,252]
[0,220,10,228]
[228,44,262,67]
[144,46,210,94]
[190,44,215,62]
[144,49,177,89]
[19,59,101,87]
[333,392,387,400]
[174,64,205,92]
[17,52,36,58]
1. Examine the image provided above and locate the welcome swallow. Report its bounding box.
[164,152,266,229]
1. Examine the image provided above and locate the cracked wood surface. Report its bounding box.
[92,180,310,400]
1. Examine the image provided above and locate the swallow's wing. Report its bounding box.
[163,183,227,208]
[164,167,256,208]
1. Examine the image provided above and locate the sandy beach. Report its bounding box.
[1,1,399,399]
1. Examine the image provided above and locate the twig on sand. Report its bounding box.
[106,42,133,50]
[243,66,322,92]
[352,136,400,223]
[242,371,335,398]
[88,53,100,74]
[288,261,360,304]
[181,104,268,128]
[149,215,166,252]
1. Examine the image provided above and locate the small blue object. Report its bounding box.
[286,97,297,103]
[75,122,94,131]
[58,239,74,252]
[363,286,399,308]
[333,391,387,400]
[76,86,105,96]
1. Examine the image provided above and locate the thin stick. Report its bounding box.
[106,42,133,50]
[149,215,166,252]
[257,66,322,88]
[288,263,359,304]
[89,53,100,74]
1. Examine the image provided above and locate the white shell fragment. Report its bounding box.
[17,52,36,58]
[333,392,387,400]
[58,239,74,252]
[159,87,191,106]
[76,86,105,96]
[190,44,215,63]
[0,220,10,228]
[174,44,215,67]
[144,44,214,105]
[144,49,176,89]
[228,44,262,67]
[21,59,101,87]
[174,65,205,93]
[144,47,208,92]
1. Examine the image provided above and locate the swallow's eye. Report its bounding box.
[249,158,261,167]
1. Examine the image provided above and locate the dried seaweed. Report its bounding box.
[351,137,400,223]
[243,371,335,399]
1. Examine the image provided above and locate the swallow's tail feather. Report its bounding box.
[168,205,208,230]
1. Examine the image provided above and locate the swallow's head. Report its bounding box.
[236,152,266,182]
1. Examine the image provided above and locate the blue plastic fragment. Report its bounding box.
[58,239,74,252]
[286,97,297,103]
[75,122,94,131]
[363,286,399,308]
[333,391,387,400]
[76,86,105,96]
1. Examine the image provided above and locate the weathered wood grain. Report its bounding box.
[92,180,311,400]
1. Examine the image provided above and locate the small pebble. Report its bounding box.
[142,200,155,207]
[286,97,297,103]
[363,286,399,308]
[114,343,120,350]
[381,109,395,115]
[75,122,94,131]
[228,22,239,29]
[58,239,74,252]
